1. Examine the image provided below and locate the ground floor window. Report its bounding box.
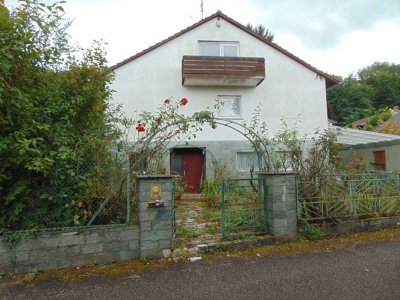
[236,152,259,171]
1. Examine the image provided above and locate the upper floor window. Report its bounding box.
[218,95,241,118]
[198,41,239,57]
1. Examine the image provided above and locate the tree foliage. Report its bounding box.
[246,23,274,41]
[327,76,374,125]
[0,0,128,230]
[358,63,400,108]
[328,62,400,125]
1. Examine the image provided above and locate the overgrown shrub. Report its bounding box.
[0,1,129,230]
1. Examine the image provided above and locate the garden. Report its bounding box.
[2,1,400,247]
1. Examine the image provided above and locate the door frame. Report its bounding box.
[170,146,206,193]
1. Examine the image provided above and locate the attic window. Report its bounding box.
[198,41,239,57]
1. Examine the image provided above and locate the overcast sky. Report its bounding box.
[7,0,400,77]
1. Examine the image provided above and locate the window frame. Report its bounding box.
[236,151,259,172]
[198,40,240,57]
[217,95,242,119]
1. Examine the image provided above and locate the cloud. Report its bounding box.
[278,20,400,76]
[5,0,400,76]
[253,0,400,49]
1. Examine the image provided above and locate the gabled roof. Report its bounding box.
[112,11,339,87]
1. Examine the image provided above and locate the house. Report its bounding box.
[110,11,339,193]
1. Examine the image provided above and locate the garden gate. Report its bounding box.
[221,178,268,239]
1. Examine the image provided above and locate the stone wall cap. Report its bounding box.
[136,174,179,179]
[257,171,297,176]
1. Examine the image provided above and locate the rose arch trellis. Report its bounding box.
[87,114,272,226]
[139,117,272,174]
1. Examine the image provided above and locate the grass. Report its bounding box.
[196,208,221,223]
[205,223,220,235]
[176,225,201,239]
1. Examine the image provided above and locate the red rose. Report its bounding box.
[136,122,145,132]
[164,99,170,104]
[180,97,188,106]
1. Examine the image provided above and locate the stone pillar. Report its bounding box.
[136,175,174,258]
[258,172,297,242]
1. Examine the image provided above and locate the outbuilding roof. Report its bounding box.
[330,125,400,145]
[112,11,339,87]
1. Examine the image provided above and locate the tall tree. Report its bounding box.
[357,62,400,109]
[327,76,374,125]
[246,23,274,41]
[327,62,400,125]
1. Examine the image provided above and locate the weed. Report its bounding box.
[307,226,324,241]
[205,223,219,235]
[199,208,221,223]
[176,226,200,239]
[22,269,38,283]
[200,179,221,208]
[209,243,232,253]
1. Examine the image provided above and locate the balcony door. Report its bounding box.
[198,41,239,57]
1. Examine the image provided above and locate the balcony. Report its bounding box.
[182,55,265,87]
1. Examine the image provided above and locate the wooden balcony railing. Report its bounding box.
[182,55,265,87]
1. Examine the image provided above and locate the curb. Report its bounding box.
[196,235,275,253]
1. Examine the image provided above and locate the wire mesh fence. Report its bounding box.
[0,159,132,232]
[297,172,400,222]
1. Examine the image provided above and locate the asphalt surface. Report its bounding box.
[2,239,400,300]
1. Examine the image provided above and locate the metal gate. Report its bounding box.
[172,180,176,242]
[221,178,268,239]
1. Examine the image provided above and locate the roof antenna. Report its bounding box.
[200,0,204,19]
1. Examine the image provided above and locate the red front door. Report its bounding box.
[182,152,204,193]
[170,148,205,193]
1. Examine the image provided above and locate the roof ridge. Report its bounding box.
[111,11,339,86]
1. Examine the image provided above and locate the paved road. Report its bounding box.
[2,239,400,300]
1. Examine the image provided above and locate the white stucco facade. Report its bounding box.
[110,12,338,181]
[111,14,332,143]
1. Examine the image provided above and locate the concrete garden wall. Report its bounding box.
[298,216,400,237]
[0,225,139,273]
[0,175,175,274]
